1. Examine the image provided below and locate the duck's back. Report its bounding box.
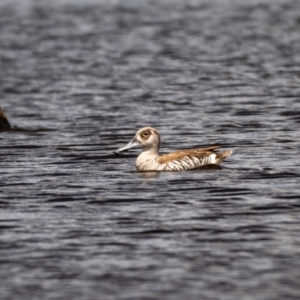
[156,146,232,171]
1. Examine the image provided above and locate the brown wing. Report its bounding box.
[157,146,220,164]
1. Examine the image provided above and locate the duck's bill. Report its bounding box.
[113,139,140,154]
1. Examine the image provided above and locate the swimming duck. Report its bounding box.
[0,107,11,130]
[114,127,233,171]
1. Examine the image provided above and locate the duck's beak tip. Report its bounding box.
[113,149,124,155]
[113,139,140,155]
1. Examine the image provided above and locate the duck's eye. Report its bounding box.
[142,131,149,137]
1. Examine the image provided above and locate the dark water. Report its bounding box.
[1,0,300,299]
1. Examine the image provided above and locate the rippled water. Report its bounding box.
[1,0,300,299]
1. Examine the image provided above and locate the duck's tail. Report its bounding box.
[215,149,233,164]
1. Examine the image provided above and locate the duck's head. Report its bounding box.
[114,127,160,154]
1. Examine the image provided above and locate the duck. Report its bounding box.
[114,127,233,171]
[0,107,11,130]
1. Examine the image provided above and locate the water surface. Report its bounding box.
[1,0,300,299]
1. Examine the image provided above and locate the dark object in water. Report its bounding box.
[0,107,11,130]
